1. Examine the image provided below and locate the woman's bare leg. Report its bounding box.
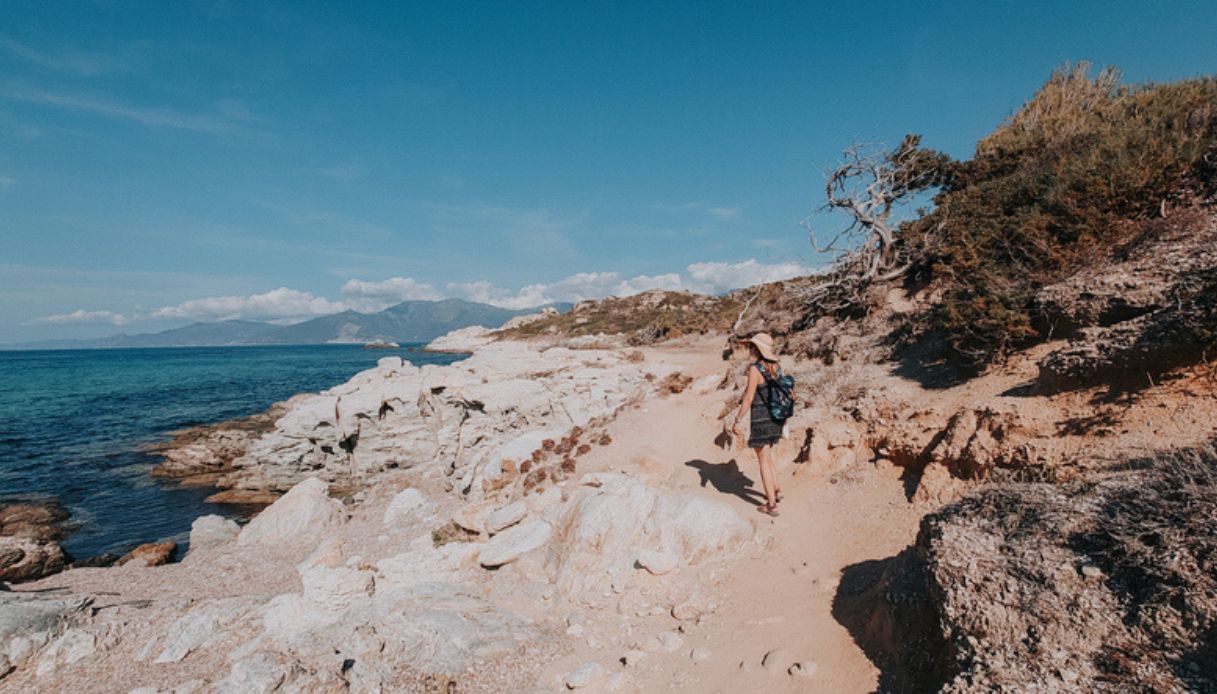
[755,446,778,507]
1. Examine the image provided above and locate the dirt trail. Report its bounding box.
[536,338,925,692]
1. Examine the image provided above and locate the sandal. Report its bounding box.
[756,503,780,517]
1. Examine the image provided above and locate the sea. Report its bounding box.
[0,344,465,561]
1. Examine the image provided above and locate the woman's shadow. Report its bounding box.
[685,458,766,506]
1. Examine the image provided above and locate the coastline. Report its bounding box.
[3,316,1215,691]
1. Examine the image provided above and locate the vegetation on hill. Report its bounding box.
[897,64,1217,365]
[498,290,741,345]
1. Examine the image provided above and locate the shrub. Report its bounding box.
[901,64,1217,365]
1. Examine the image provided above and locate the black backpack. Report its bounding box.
[757,361,795,421]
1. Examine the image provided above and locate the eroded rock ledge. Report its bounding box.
[154,341,660,505]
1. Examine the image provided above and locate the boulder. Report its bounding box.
[382,488,435,528]
[478,520,552,568]
[0,501,69,542]
[238,478,344,547]
[0,536,67,583]
[484,500,527,534]
[34,626,106,678]
[0,593,89,677]
[551,474,752,600]
[117,541,176,567]
[187,515,240,552]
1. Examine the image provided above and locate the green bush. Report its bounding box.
[902,64,1217,365]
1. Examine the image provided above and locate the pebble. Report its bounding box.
[605,672,634,691]
[566,624,585,637]
[1080,564,1103,579]
[621,649,647,668]
[655,631,684,653]
[564,662,607,689]
[690,646,711,662]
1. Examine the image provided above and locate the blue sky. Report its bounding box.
[2,1,1215,342]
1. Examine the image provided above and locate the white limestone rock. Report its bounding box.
[551,474,752,601]
[238,478,344,547]
[426,325,494,352]
[478,520,552,568]
[382,488,435,528]
[564,661,607,689]
[485,500,528,534]
[216,653,287,694]
[0,593,89,677]
[300,566,375,611]
[636,549,678,576]
[138,597,263,664]
[187,514,240,552]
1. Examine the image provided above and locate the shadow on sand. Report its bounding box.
[684,458,766,506]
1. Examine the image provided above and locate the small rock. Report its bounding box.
[604,672,634,691]
[655,631,684,653]
[117,541,176,567]
[690,646,711,662]
[636,549,678,576]
[382,489,434,527]
[564,661,607,689]
[485,501,527,534]
[621,649,647,668]
[565,624,585,637]
[1080,564,1103,579]
[671,601,704,622]
[789,661,818,678]
[762,648,790,674]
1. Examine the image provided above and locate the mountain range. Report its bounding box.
[5,299,562,350]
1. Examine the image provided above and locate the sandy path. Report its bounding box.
[536,338,925,692]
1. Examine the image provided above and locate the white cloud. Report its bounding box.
[149,287,347,322]
[448,271,684,310]
[685,259,811,294]
[706,206,741,220]
[446,259,813,310]
[32,259,815,330]
[340,277,444,311]
[37,309,128,325]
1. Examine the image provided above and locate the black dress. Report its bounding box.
[747,362,784,448]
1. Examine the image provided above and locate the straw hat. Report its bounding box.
[744,333,778,361]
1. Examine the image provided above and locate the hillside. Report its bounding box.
[4,299,562,350]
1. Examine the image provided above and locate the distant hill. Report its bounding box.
[4,300,568,350]
[252,299,551,344]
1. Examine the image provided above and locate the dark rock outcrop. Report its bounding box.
[1036,210,1217,390]
[0,502,71,583]
[914,444,1217,692]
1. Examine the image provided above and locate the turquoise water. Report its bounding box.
[0,345,464,560]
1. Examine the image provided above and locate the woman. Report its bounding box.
[731,333,785,516]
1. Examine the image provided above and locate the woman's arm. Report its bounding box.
[732,366,760,436]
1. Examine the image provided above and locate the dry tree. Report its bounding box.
[800,134,952,317]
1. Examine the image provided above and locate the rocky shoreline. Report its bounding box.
[0,331,762,691]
